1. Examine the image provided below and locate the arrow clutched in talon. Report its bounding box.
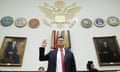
[43,19,51,27]
[69,20,76,28]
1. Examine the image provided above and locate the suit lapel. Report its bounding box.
[64,49,68,64]
[54,49,57,63]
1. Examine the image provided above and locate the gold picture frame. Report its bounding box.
[93,36,120,66]
[0,36,27,66]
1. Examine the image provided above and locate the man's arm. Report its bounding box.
[39,47,49,61]
[71,53,77,72]
[39,39,49,61]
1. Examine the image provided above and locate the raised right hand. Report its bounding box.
[41,39,47,48]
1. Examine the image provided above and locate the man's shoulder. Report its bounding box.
[65,48,71,51]
[65,48,74,54]
[49,49,57,53]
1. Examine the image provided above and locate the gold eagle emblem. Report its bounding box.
[39,0,80,28]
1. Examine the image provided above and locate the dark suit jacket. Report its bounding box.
[39,47,76,72]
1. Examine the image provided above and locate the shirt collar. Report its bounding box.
[58,48,64,51]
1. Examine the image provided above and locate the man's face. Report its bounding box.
[39,69,44,72]
[57,38,64,47]
[103,42,107,47]
[13,41,17,45]
[90,64,94,70]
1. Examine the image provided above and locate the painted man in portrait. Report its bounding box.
[3,40,20,63]
[99,41,120,62]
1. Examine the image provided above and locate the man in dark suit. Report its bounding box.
[4,40,20,63]
[86,61,99,72]
[39,36,76,72]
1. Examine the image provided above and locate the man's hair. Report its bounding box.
[57,36,64,40]
[87,61,93,70]
[12,39,17,42]
[38,66,45,70]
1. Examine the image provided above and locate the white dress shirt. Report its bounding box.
[56,48,65,72]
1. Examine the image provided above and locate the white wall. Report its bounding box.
[0,0,120,71]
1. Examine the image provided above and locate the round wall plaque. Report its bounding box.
[0,16,14,26]
[29,18,40,28]
[107,16,119,26]
[15,17,27,28]
[81,18,92,28]
[95,18,105,27]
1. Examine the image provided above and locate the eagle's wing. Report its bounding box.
[66,6,80,20]
[39,6,54,20]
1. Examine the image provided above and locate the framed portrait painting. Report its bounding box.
[93,36,120,66]
[0,36,27,66]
